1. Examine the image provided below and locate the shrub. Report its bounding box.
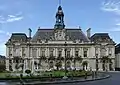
[25,69,31,74]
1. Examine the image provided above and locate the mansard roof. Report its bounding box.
[90,33,115,44]
[8,33,28,42]
[31,28,90,42]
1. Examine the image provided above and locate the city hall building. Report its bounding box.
[5,5,116,72]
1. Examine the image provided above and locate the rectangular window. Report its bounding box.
[75,51,79,57]
[67,51,70,57]
[32,48,37,57]
[101,48,106,56]
[9,60,12,63]
[108,48,112,55]
[58,51,62,57]
[42,50,45,56]
[84,51,87,57]
[22,48,26,56]
[50,50,53,57]
[9,47,12,56]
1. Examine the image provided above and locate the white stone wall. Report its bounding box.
[6,41,116,72]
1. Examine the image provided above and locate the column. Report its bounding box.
[6,47,9,71]
[31,58,34,73]
[23,59,26,73]
[81,47,83,58]
[39,48,41,57]
[27,46,30,58]
[12,47,14,58]
[26,59,28,69]
[55,48,58,57]
[47,48,49,57]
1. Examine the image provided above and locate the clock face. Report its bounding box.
[55,30,65,40]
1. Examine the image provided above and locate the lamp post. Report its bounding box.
[96,54,98,77]
[95,47,99,77]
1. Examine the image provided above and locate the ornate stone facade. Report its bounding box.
[5,5,116,72]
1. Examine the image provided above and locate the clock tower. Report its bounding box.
[54,5,65,29]
[54,4,66,40]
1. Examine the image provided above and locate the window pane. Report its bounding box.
[75,51,78,57]
[42,51,45,56]
[58,51,62,57]
[67,51,70,57]
[84,51,87,57]
[50,51,53,56]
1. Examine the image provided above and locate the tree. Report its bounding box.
[55,61,62,70]
[25,69,31,74]
[0,64,6,72]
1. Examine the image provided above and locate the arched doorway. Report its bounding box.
[49,61,54,69]
[66,61,71,70]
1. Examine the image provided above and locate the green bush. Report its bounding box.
[25,69,31,74]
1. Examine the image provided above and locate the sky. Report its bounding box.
[0,0,120,56]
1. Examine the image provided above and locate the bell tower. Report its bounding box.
[54,0,65,29]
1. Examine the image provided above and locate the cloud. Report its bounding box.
[0,30,4,33]
[101,0,120,32]
[101,0,120,15]
[0,13,23,23]
[8,15,16,18]
[109,27,120,31]
[116,23,120,26]
[0,30,11,36]
[6,16,23,22]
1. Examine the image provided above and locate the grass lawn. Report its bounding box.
[0,73,8,78]
[0,70,91,79]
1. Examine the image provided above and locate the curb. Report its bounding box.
[20,74,110,85]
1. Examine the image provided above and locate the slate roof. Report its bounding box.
[9,33,28,42]
[31,28,90,42]
[90,33,115,44]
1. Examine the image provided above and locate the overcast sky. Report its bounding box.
[0,0,120,55]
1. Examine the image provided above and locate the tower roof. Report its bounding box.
[58,6,62,10]
[54,5,65,29]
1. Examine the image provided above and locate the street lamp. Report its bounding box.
[95,47,99,77]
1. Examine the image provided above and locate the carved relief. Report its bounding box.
[55,30,65,40]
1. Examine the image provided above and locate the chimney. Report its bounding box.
[28,28,32,38]
[86,28,91,38]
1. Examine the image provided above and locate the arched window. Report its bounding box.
[66,61,71,68]
[49,61,54,69]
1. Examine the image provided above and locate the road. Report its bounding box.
[0,72,120,85]
[53,72,120,85]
